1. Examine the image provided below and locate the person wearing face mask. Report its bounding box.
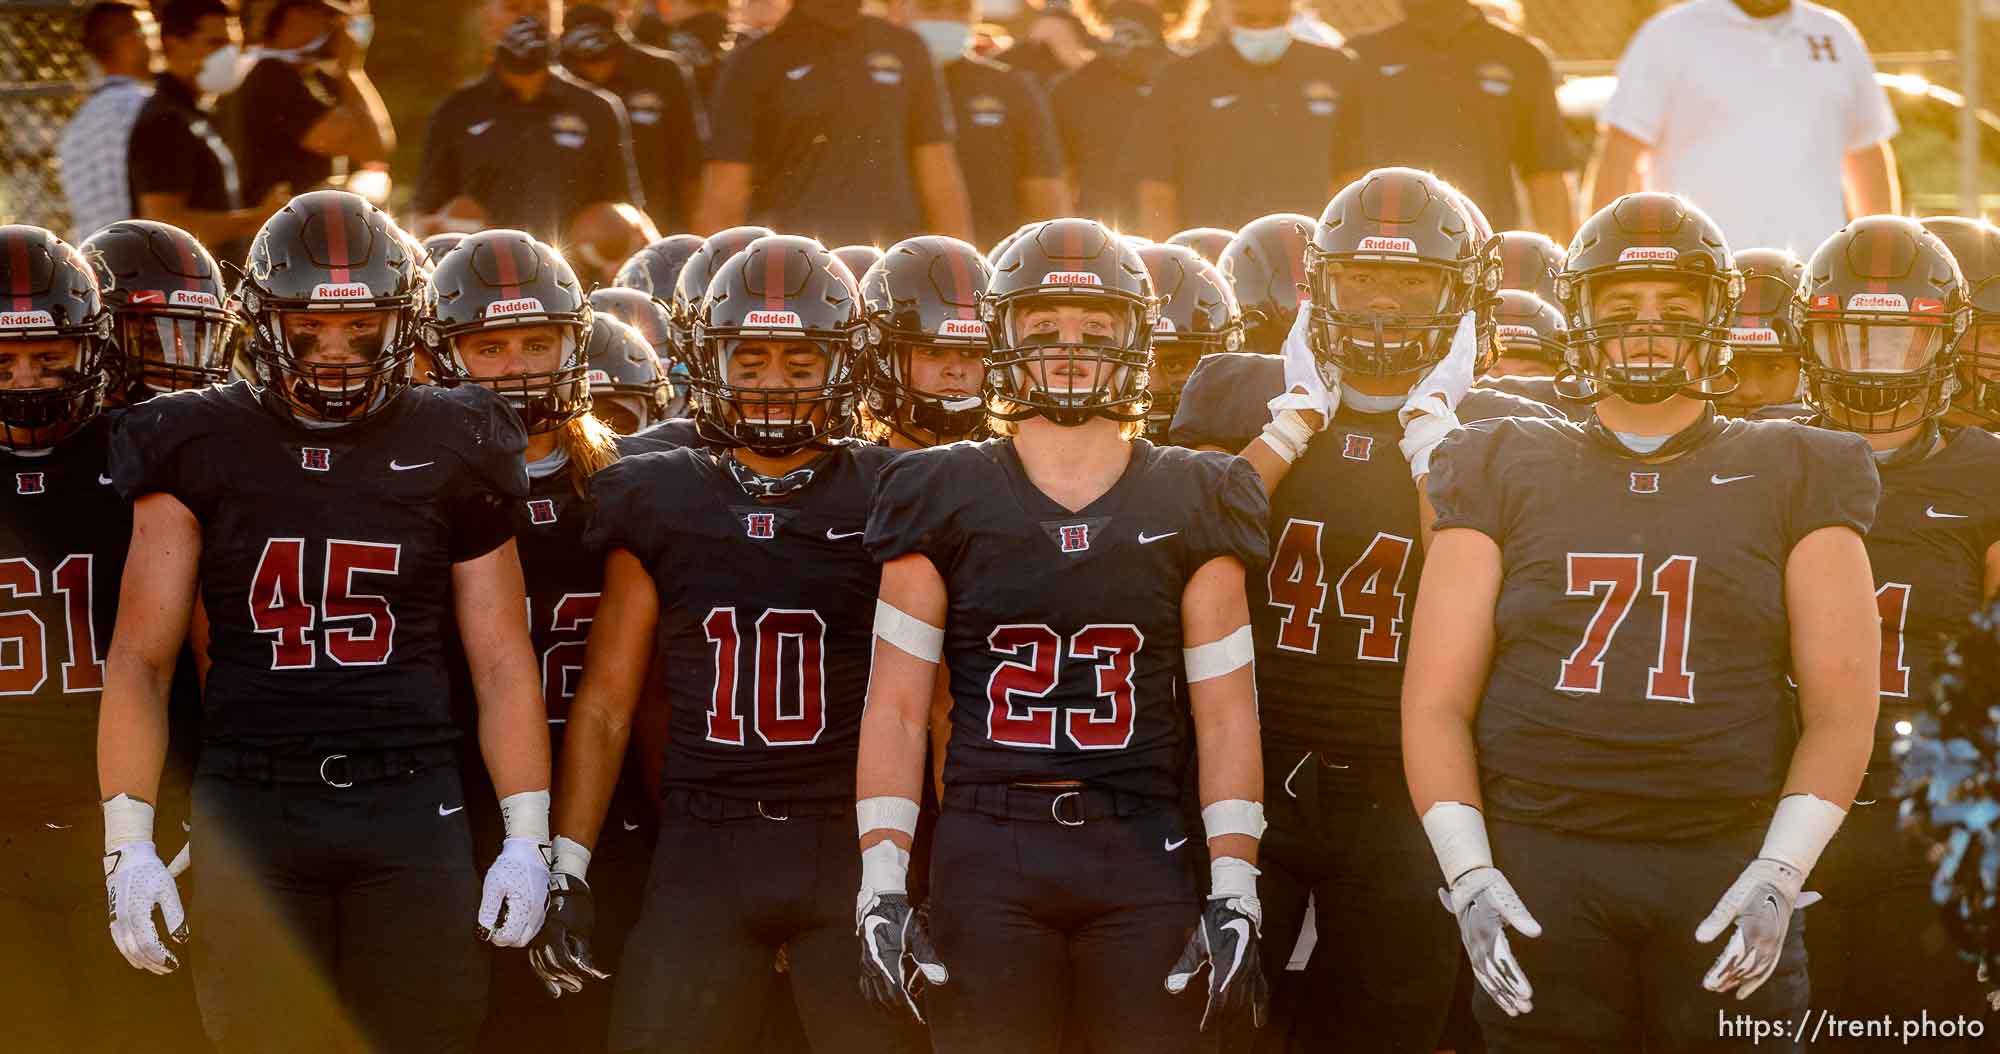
[1045,0,1198,230]
[216,0,393,211]
[128,0,291,263]
[557,2,707,234]
[892,0,1070,248]
[642,0,753,99]
[59,3,158,241]
[991,0,1097,87]
[1330,0,1576,242]
[1128,0,1354,242]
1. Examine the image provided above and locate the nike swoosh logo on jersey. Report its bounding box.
[1379,64,1407,76]
[391,460,435,471]
[1927,505,1970,519]
[787,64,813,80]
[98,474,113,485]
[826,528,865,540]
[1710,474,1755,485]
[468,119,495,136]
[622,820,641,831]
[1209,95,1237,108]
[1164,836,1187,852]
[438,804,464,817]
[1138,531,1179,544]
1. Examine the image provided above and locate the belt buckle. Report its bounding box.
[757,801,790,822]
[1050,790,1085,827]
[318,754,354,789]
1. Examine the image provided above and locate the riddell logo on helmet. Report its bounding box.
[1496,324,1536,339]
[1042,271,1102,286]
[1847,293,1908,311]
[1357,236,1417,254]
[1728,327,1779,344]
[485,297,546,318]
[170,290,222,310]
[937,318,986,338]
[744,310,803,328]
[1617,247,1678,263]
[311,283,372,301]
[0,310,55,329]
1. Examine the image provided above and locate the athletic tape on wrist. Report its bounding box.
[1259,412,1314,464]
[499,789,551,844]
[873,600,944,664]
[860,838,910,895]
[552,835,592,880]
[1201,798,1267,840]
[103,793,155,854]
[1398,409,1461,480]
[856,795,920,838]
[1209,855,1261,901]
[1758,792,1846,876]
[1420,800,1493,884]
[1184,624,1254,683]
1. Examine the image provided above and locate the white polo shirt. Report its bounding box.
[1601,0,1897,256]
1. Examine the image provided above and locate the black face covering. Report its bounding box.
[1100,0,1164,58]
[790,0,863,32]
[495,16,554,74]
[722,449,825,498]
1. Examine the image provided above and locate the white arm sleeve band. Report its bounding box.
[1420,800,1494,885]
[873,600,944,664]
[103,793,155,854]
[1201,799,1267,840]
[1258,411,1315,465]
[552,835,592,879]
[1757,792,1847,876]
[499,789,551,844]
[1184,624,1254,683]
[857,795,921,838]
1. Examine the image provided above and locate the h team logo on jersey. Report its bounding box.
[526,498,558,526]
[1059,523,1090,553]
[14,472,43,495]
[301,447,332,472]
[1342,434,1374,462]
[745,512,777,539]
[1629,472,1660,494]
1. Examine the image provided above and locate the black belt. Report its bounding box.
[200,745,457,787]
[944,783,1170,826]
[661,788,850,823]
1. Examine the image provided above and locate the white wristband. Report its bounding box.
[499,789,551,844]
[1258,412,1314,464]
[873,600,944,664]
[552,834,592,880]
[1757,792,1846,876]
[1420,800,1494,884]
[1201,799,1267,840]
[1184,624,1254,683]
[857,795,921,838]
[103,793,155,854]
[1209,855,1261,901]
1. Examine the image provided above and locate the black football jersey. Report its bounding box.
[1472,373,1591,422]
[110,382,528,752]
[588,441,895,801]
[1171,352,1559,758]
[0,417,131,817]
[1854,424,2000,762]
[1428,411,1879,838]
[865,438,1269,800]
[628,416,715,452]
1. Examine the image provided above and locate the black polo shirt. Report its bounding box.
[219,56,336,206]
[1129,39,1354,230]
[1048,48,1168,231]
[1330,1,1573,230]
[706,10,952,247]
[658,11,742,103]
[943,56,1064,249]
[563,37,707,232]
[128,73,245,259]
[412,68,642,244]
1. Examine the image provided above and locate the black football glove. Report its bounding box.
[528,872,611,997]
[857,893,947,1022]
[1165,896,1269,1031]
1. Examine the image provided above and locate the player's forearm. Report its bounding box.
[474,673,551,800]
[1523,170,1577,245]
[1843,141,1899,218]
[551,701,633,853]
[98,655,173,803]
[857,663,933,852]
[1401,707,1483,815]
[1235,436,1297,498]
[1784,526,1878,805]
[1189,672,1261,865]
[1582,125,1646,214]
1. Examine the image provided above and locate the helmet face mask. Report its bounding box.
[0,226,117,449]
[1959,319,2000,422]
[422,229,594,434]
[860,236,995,444]
[1489,289,1566,379]
[446,320,591,434]
[1803,317,1956,432]
[0,336,108,449]
[876,336,987,439]
[982,219,1158,428]
[82,219,239,401]
[583,315,671,435]
[1136,242,1241,440]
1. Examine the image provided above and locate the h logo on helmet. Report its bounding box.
[1059,524,1090,553]
[527,498,558,525]
[1342,434,1374,462]
[301,448,331,472]
[14,472,43,495]
[1806,35,1836,62]
[745,512,776,539]
[1629,472,1660,494]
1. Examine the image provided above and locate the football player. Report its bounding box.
[1717,248,1809,420]
[98,192,552,1052]
[855,218,1271,1051]
[544,235,927,1054]
[1924,217,2000,430]
[1169,168,1557,1052]
[613,233,705,299]
[835,244,887,281]
[583,315,674,436]
[1474,290,1586,421]
[1218,212,1314,356]
[1136,242,1242,445]
[1405,192,1881,1050]
[1795,216,1996,1043]
[0,225,204,1050]
[1492,229,1564,304]
[859,235,994,449]
[638,224,777,449]
[588,287,684,416]
[422,231,469,268]
[81,219,240,405]
[1167,226,1236,265]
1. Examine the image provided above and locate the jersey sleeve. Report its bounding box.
[107,391,204,507]
[583,453,667,565]
[1460,386,1563,424]
[126,108,200,201]
[1426,419,1512,543]
[1783,425,1879,550]
[244,60,332,149]
[434,385,531,562]
[864,447,964,571]
[1168,352,1285,450]
[1184,452,1270,576]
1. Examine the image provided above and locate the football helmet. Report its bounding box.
[690,235,866,454]
[1137,243,1241,441]
[669,225,774,362]
[239,190,422,420]
[1166,227,1235,265]
[1555,192,1740,404]
[1489,290,1565,374]
[986,222,1040,267]
[982,217,1158,427]
[1921,216,2000,423]
[422,229,594,433]
[1799,216,1967,433]
[613,233,704,298]
[833,244,886,282]
[1724,248,1807,362]
[1306,167,1491,377]
[859,235,994,443]
[421,232,467,267]
[0,225,113,448]
[588,287,675,368]
[1493,230,1563,304]
[585,314,672,434]
[1220,213,1314,356]
[81,219,239,400]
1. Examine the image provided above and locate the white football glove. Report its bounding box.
[856,840,946,1021]
[1695,858,1815,999]
[479,837,552,947]
[1396,312,1478,480]
[105,841,188,975]
[1441,866,1541,1017]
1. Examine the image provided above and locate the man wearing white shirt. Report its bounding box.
[1582,0,1899,255]
[59,2,157,240]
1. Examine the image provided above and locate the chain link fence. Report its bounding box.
[1,0,91,234]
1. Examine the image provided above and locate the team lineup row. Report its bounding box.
[1,167,1997,1053]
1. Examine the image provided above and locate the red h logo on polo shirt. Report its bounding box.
[745,512,776,539]
[1342,434,1374,462]
[1806,35,1836,62]
[1629,472,1660,494]
[301,447,331,472]
[15,472,43,495]
[526,499,558,525]
[1059,524,1090,552]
